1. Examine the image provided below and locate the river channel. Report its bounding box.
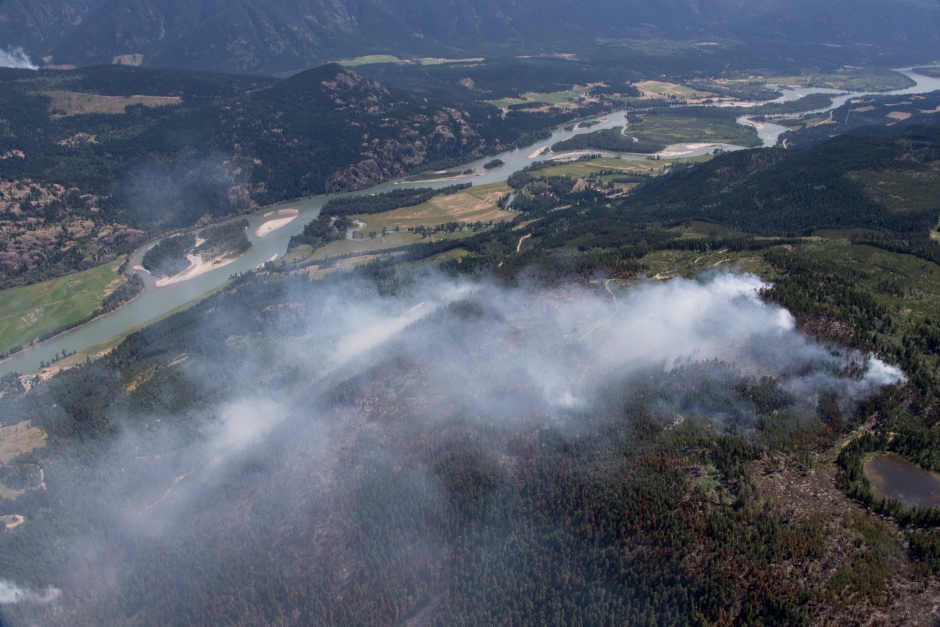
[2,66,940,378]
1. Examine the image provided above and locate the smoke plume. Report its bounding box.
[0,581,60,605]
[0,270,909,623]
[0,47,38,70]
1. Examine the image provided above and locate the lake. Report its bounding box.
[864,452,940,509]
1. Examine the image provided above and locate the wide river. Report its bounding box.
[2,67,940,378]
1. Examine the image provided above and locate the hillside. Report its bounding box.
[2,0,940,74]
[0,62,585,288]
[3,124,940,624]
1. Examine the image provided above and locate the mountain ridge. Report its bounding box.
[2,0,940,74]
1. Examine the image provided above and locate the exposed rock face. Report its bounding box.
[325,107,490,192]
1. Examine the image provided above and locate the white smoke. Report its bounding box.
[0,580,61,605]
[205,398,288,468]
[0,47,38,70]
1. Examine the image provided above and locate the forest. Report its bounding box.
[1,122,940,624]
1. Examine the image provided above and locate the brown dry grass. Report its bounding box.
[0,421,46,464]
[357,182,514,234]
[43,91,182,118]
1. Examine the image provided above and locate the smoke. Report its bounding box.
[0,47,38,70]
[0,269,909,622]
[0,581,60,605]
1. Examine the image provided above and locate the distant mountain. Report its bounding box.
[1,0,939,74]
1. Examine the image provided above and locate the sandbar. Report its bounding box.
[255,208,299,237]
[155,253,238,288]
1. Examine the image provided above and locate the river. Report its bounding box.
[2,66,940,378]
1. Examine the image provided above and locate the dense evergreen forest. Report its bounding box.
[2,122,940,624]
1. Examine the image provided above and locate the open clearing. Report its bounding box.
[0,421,47,464]
[634,81,716,100]
[43,91,182,117]
[338,54,404,66]
[300,183,514,263]
[765,69,914,92]
[356,182,513,235]
[417,57,484,66]
[339,55,482,67]
[627,111,762,147]
[489,87,593,110]
[535,156,703,179]
[0,258,127,354]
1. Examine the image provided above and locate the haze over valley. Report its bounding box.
[2,1,940,625]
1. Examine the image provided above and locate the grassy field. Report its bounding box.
[297,183,514,263]
[357,182,513,234]
[338,55,483,67]
[417,57,484,66]
[0,258,128,354]
[535,156,711,179]
[489,88,592,110]
[44,91,181,117]
[635,81,716,100]
[0,421,46,464]
[338,55,404,67]
[628,111,762,147]
[766,69,915,92]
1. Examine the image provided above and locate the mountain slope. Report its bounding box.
[2,0,940,73]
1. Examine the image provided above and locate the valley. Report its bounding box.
[3,65,939,378]
[2,3,940,623]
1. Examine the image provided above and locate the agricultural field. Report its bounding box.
[297,183,514,263]
[535,155,710,179]
[416,57,484,65]
[338,54,404,67]
[488,87,593,110]
[766,68,915,92]
[627,111,762,147]
[339,55,483,67]
[634,80,716,100]
[44,91,182,117]
[355,182,512,234]
[0,258,128,354]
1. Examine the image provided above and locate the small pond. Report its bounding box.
[864,453,940,509]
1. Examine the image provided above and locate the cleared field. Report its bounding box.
[489,88,591,110]
[535,155,711,179]
[306,183,514,262]
[0,258,127,354]
[635,81,715,100]
[338,55,403,67]
[0,421,46,464]
[628,112,761,147]
[312,232,420,260]
[43,91,182,117]
[356,182,513,234]
[417,57,484,66]
[766,69,915,92]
